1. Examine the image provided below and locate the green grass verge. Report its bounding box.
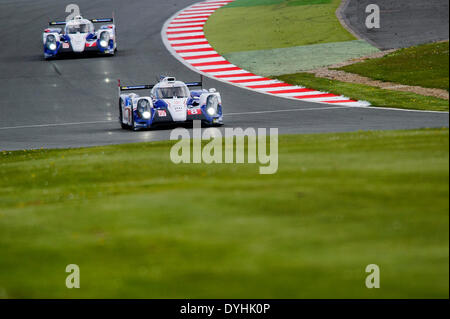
[0,130,448,298]
[276,73,449,111]
[337,42,450,91]
[204,0,355,53]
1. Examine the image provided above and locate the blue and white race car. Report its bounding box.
[43,15,116,59]
[118,76,223,130]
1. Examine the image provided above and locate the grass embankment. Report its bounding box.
[205,0,355,54]
[337,42,450,92]
[205,1,449,111]
[0,129,449,298]
[276,42,450,111]
[276,73,449,111]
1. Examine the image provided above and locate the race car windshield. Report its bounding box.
[155,86,189,99]
[66,24,89,34]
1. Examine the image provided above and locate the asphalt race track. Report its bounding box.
[342,0,449,49]
[0,0,448,151]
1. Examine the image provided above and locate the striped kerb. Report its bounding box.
[163,0,369,106]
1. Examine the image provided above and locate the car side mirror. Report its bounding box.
[209,88,216,93]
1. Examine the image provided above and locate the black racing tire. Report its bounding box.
[130,105,136,131]
[201,120,224,128]
[119,98,129,130]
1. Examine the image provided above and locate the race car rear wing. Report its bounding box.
[118,80,154,92]
[118,76,204,94]
[48,21,68,26]
[49,18,114,26]
[90,18,114,23]
[186,75,204,89]
[185,82,203,88]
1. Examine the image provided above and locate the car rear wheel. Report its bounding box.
[130,106,136,131]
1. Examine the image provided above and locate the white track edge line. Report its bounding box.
[1,105,447,131]
[0,107,366,130]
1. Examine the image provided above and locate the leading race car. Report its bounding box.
[118,76,223,130]
[43,15,116,59]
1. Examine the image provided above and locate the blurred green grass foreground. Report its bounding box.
[0,129,448,298]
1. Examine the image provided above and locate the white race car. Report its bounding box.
[43,15,116,59]
[118,76,224,130]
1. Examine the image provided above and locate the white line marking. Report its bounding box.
[167,32,205,38]
[0,107,353,130]
[169,22,206,27]
[300,96,349,102]
[169,38,207,45]
[207,70,251,76]
[189,6,222,10]
[175,14,212,19]
[0,120,114,130]
[168,27,204,32]
[226,106,354,116]
[171,18,208,23]
[179,51,219,57]
[250,85,297,92]
[215,75,261,81]
[185,57,225,63]
[349,106,449,114]
[273,91,323,97]
[197,63,239,71]
[229,80,279,86]
[175,44,212,51]
[1,105,447,131]
[181,10,215,14]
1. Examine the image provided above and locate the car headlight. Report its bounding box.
[137,99,151,119]
[46,35,57,50]
[99,32,110,48]
[142,111,151,119]
[206,95,219,116]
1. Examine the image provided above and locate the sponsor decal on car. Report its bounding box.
[62,43,70,49]
[158,110,167,117]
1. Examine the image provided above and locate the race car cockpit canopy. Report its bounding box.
[154,86,190,99]
[65,16,94,34]
[66,24,89,34]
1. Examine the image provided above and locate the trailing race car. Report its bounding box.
[118,76,223,130]
[43,15,116,59]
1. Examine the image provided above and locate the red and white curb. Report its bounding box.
[162,0,370,107]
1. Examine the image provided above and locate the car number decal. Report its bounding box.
[188,109,201,115]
